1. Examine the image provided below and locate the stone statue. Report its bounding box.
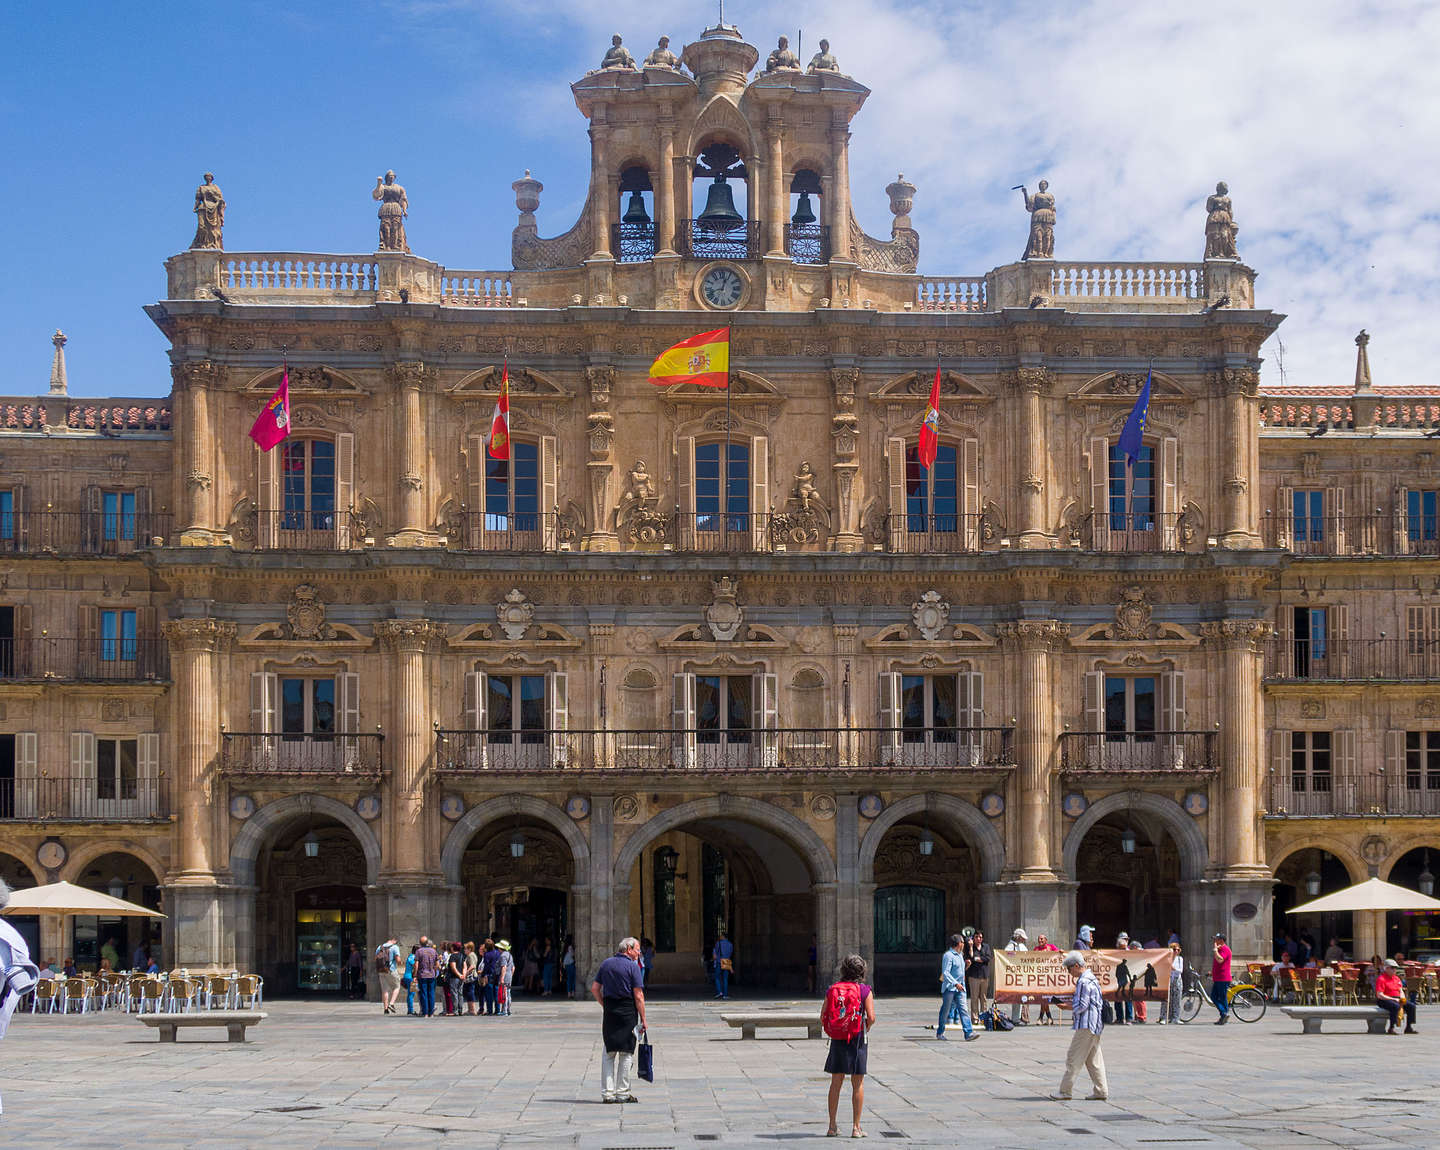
[601,34,637,70]
[190,172,225,250]
[807,38,840,73]
[793,461,819,512]
[372,170,409,252]
[644,35,680,69]
[1204,180,1239,259]
[1019,179,1056,260]
[620,460,657,515]
[765,35,801,72]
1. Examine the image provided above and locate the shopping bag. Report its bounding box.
[637,1036,655,1083]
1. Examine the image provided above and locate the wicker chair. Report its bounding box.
[233,974,262,1009]
[166,977,199,1013]
[137,979,165,1014]
[60,980,92,1014]
[205,975,234,1010]
[31,979,59,1015]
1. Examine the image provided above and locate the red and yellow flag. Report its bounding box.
[649,327,730,388]
[488,363,511,460]
[917,363,941,471]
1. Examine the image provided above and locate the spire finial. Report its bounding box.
[1354,329,1373,392]
[49,329,68,395]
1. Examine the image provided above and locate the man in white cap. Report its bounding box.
[1052,950,1108,1102]
[1005,928,1030,1025]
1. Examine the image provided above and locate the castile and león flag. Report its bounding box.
[248,367,291,452]
[488,362,512,461]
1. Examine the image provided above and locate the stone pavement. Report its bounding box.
[5,996,1437,1147]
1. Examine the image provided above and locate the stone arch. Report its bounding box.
[612,794,836,890]
[230,793,382,888]
[859,793,1006,884]
[62,839,168,886]
[1380,834,1440,881]
[0,850,45,887]
[1269,835,1368,885]
[687,96,759,164]
[440,793,590,888]
[1062,791,1208,882]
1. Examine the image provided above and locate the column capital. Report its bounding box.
[170,359,223,391]
[997,620,1069,651]
[387,360,434,391]
[1200,619,1271,651]
[375,618,447,653]
[1215,366,1259,397]
[162,617,237,652]
[1008,365,1051,394]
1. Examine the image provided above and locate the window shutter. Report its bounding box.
[677,436,696,550]
[960,437,981,550]
[461,669,487,768]
[538,434,559,550]
[879,670,902,765]
[136,606,157,678]
[1160,436,1179,549]
[1269,729,1291,813]
[1395,485,1410,554]
[134,485,153,546]
[13,483,28,550]
[754,671,779,768]
[15,732,37,818]
[78,605,99,678]
[1385,728,1406,814]
[1336,728,1359,814]
[1276,484,1294,549]
[256,444,279,548]
[84,484,102,552]
[1325,486,1345,554]
[960,670,984,765]
[467,434,486,548]
[335,433,355,548]
[1161,669,1186,768]
[250,670,278,733]
[13,603,31,678]
[338,671,360,732]
[1329,605,1349,677]
[138,732,160,817]
[750,435,769,551]
[885,436,907,552]
[1083,669,1105,766]
[672,672,696,768]
[547,671,569,767]
[1089,437,1110,550]
[71,730,97,779]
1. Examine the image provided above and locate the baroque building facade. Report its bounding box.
[2,22,1431,991]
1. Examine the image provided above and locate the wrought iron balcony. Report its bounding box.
[784,222,830,265]
[219,733,385,776]
[1268,768,1440,818]
[1060,731,1218,774]
[0,638,169,682]
[675,219,764,261]
[1264,639,1440,682]
[251,510,365,550]
[434,727,1015,773]
[610,222,657,263]
[1262,511,1440,557]
[882,514,987,554]
[0,774,169,821]
[0,511,172,555]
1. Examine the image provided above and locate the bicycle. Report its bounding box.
[1178,968,1267,1023]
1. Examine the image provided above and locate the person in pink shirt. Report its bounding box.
[1210,932,1232,1026]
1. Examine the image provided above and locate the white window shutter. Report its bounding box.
[677,437,696,549]
[885,437,907,552]
[1161,669,1187,768]
[1327,485,1346,554]
[138,733,160,817]
[250,671,278,733]
[1276,484,1294,548]
[1330,605,1350,677]
[1083,669,1106,767]
[1161,436,1179,549]
[672,672,696,768]
[467,434,487,548]
[1336,729,1358,812]
[71,730,97,778]
[879,671,902,765]
[338,672,360,732]
[1385,729,1406,814]
[462,670,487,768]
[541,434,559,550]
[751,435,769,551]
[1089,437,1110,550]
[961,670,984,765]
[1395,486,1410,554]
[962,437,980,550]
[754,671,779,769]
[15,732,37,818]
[335,433,355,548]
[548,671,569,767]
[257,443,278,548]
[1269,729,1291,813]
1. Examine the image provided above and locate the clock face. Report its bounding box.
[701,265,744,309]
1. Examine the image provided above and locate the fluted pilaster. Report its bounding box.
[1202,619,1270,871]
[1011,367,1051,547]
[998,620,1068,874]
[376,619,445,874]
[387,362,441,547]
[1219,367,1260,547]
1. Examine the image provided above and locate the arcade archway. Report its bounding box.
[1383,846,1440,958]
[70,851,162,971]
[0,852,41,960]
[1273,847,1359,961]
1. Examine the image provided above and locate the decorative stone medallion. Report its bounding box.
[36,839,66,871]
[282,583,336,641]
[809,793,837,820]
[980,792,1005,818]
[355,794,381,821]
[1061,792,1088,819]
[1108,585,1153,641]
[704,577,744,642]
[566,795,591,820]
[911,590,951,641]
[613,793,640,822]
[229,794,256,820]
[1360,834,1389,867]
[858,793,885,819]
[1182,791,1209,816]
[440,794,466,821]
[496,588,535,641]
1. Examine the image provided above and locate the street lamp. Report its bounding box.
[510,832,525,859]
[1420,851,1435,898]
[1304,869,1322,897]
[1120,827,1137,855]
[108,878,126,899]
[918,828,934,856]
[303,830,320,859]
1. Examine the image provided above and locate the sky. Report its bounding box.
[4,0,1437,398]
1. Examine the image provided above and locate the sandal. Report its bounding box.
[826,1129,838,1138]
[852,1131,867,1139]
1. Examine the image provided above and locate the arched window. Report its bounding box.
[886,434,979,553]
[258,431,354,548]
[282,439,335,533]
[1089,430,1176,552]
[686,142,756,260]
[615,166,656,262]
[787,169,826,264]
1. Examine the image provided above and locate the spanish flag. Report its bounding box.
[488,362,511,460]
[649,327,730,388]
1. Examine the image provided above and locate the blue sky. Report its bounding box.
[4,1,1437,397]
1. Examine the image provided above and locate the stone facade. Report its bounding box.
[1,22,1425,991]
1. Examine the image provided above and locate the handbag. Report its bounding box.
[720,958,734,972]
[637,1034,654,1083]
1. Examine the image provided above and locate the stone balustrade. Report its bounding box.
[439,271,515,307]
[914,276,986,312]
[220,254,378,293]
[1049,261,1206,300]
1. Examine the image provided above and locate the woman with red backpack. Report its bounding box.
[821,953,876,1139]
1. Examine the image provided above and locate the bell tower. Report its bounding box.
[681,22,759,102]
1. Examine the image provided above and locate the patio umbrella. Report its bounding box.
[0,880,165,918]
[1286,876,1440,915]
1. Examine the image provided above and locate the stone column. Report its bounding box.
[1013,367,1051,548]
[387,362,439,547]
[1219,367,1261,547]
[767,116,786,255]
[585,365,617,552]
[173,361,226,546]
[588,793,615,986]
[999,621,1068,876]
[829,116,853,259]
[833,791,860,972]
[656,119,676,255]
[588,120,613,260]
[1204,619,1269,872]
[375,620,443,876]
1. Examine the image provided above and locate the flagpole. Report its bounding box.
[726,323,733,545]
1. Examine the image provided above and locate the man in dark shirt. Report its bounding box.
[415,936,440,1018]
[965,930,994,1015]
[482,939,505,1015]
[590,937,648,1103]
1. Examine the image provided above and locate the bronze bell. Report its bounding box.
[791,191,817,226]
[697,175,743,227]
[622,190,651,225]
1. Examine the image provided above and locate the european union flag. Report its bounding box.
[1116,368,1152,467]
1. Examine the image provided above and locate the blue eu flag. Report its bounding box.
[1116,368,1152,467]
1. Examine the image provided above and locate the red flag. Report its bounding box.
[488,363,511,460]
[917,363,941,471]
[248,368,290,452]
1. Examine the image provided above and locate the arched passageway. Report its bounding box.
[0,851,40,959]
[70,851,162,972]
[1383,846,1440,959]
[1273,848,1357,961]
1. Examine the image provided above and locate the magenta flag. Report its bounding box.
[248,369,290,451]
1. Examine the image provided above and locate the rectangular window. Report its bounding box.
[1409,490,1440,543]
[485,441,540,534]
[1290,606,1328,676]
[1292,489,1325,544]
[695,675,752,743]
[904,444,959,534]
[280,677,336,737]
[1104,675,1156,740]
[0,491,13,543]
[1290,731,1332,793]
[487,674,546,744]
[282,440,336,531]
[100,609,137,662]
[695,442,750,535]
[102,491,137,542]
[96,737,138,801]
[1405,731,1440,791]
[1108,443,1154,532]
[900,674,958,743]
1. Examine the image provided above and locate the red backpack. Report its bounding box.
[822,980,865,1041]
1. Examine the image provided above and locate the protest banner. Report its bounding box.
[992,948,1173,1004]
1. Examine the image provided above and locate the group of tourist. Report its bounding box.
[370,934,578,1017]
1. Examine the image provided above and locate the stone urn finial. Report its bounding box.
[886,174,916,224]
[512,170,543,225]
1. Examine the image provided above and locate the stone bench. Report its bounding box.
[1280,1005,1388,1035]
[138,1011,267,1043]
[721,1012,822,1040]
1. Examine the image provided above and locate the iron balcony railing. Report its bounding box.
[1269,769,1440,818]
[434,726,1015,772]
[611,222,657,263]
[1092,512,1191,553]
[0,511,173,554]
[0,774,169,821]
[1059,730,1218,773]
[884,514,987,554]
[675,219,764,261]
[253,510,365,550]
[219,732,385,776]
[672,511,763,553]
[1264,639,1440,682]
[454,511,546,552]
[785,222,830,265]
[0,638,169,681]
